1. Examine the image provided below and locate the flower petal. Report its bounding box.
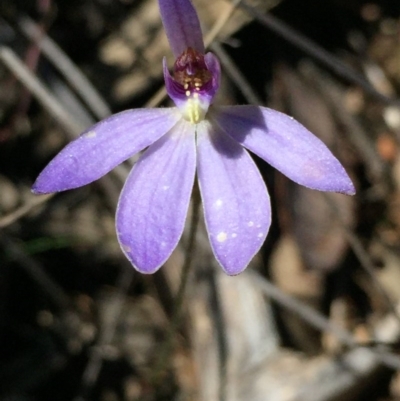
[32,108,180,193]
[211,106,355,195]
[117,120,196,274]
[197,120,271,275]
[158,0,204,57]
[204,52,221,100]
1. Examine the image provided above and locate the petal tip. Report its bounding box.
[31,185,41,195]
[220,263,248,276]
[328,173,356,196]
[341,184,356,196]
[31,179,53,195]
[119,243,163,275]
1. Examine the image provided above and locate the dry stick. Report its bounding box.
[0,46,79,228]
[18,16,112,120]
[203,0,242,47]
[0,46,83,227]
[249,271,400,370]
[0,46,86,134]
[237,0,400,107]
[207,269,228,401]
[14,0,52,123]
[298,65,400,324]
[323,192,400,328]
[301,62,387,188]
[292,65,399,323]
[303,65,399,323]
[0,46,125,228]
[74,266,135,401]
[0,193,53,228]
[151,187,201,388]
[210,41,263,105]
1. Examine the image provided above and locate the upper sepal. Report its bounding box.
[158,0,204,57]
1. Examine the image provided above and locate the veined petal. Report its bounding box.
[158,0,204,57]
[32,108,181,194]
[197,120,271,275]
[117,120,196,274]
[211,106,355,195]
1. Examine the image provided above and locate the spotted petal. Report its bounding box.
[117,120,196,274]
[211,106,355,195]
[32,108,180,193]
[158,0,204,57]
[197,120,271,275]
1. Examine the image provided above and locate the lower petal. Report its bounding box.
[212,105,355,195]
[197,120,271,275]
[116,120,196,274]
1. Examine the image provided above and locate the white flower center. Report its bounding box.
[181,84,208,124]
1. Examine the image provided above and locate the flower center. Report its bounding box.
[173,48,212,123]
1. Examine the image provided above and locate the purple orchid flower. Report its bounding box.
[32,0,355,275]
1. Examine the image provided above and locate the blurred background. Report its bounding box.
[1,0,400,400]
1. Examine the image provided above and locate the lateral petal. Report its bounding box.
[117,120,196,274]
[204,52,221,100]
[32,108,181,193]
[197,120,271,275]
[212,106,355,195]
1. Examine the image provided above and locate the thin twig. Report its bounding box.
[74,266,135,401]
[19,16,112,119]
[151,186,201,387]
[249,270,400,370]
[210,41,263,105]
[0,46,126,228]
[237,0,400,107]
[208,269,228,401]
[203,0,241,47]
[301,62,388,188]
[13,0,52,126]
[0,193,53,228]
[0,46,85,134]
[322,192,400,328]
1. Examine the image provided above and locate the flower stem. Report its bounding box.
[151,183,201,388]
